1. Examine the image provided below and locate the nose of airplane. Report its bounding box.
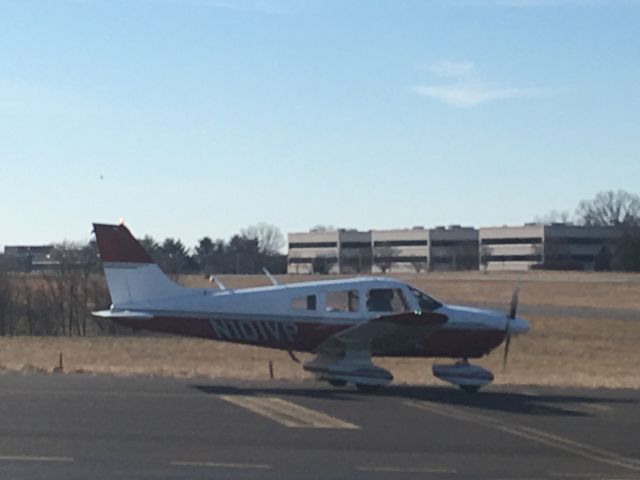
[511,317,531,335]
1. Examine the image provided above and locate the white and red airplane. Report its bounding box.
[92,223,530,393]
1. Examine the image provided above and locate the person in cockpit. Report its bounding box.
[366,289,394,312]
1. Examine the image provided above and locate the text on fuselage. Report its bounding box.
[209,318,298,344]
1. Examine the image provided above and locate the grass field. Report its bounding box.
[1,271,639,388]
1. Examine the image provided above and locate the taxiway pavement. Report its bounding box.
[0,373,638,479]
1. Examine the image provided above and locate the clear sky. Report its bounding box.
[1,0,639,249]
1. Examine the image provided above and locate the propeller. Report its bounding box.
[503,284,520,370]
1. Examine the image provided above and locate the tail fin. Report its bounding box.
[93,223,188,308]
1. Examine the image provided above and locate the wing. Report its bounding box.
[314,310,448,357]
[303,310,447,386]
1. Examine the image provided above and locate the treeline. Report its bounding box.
[0,245,109,336]
[0,223,287,336]
[140,225,286,276]
[535,189,640,272]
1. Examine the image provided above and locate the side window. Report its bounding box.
[366,288,409,313]
[325,290,360,312]
[291,295,317,311]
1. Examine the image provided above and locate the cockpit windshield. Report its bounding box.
[409,287,443,312]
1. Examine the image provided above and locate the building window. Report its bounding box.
[570,254,596,261]
[374,255,428,263]
[373,240,428,247]
[488,255,542,262]
[289,242,337,249]
[340,241,371,248]
[481,237,542,245]
[430,240,478,247]
[564,237,610,245]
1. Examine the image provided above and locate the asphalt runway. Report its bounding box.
[0,374,639,480]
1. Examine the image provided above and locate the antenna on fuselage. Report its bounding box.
[209,275,227,290]
[262,268,279,286]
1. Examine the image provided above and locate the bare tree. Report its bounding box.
[576,190,640,227]
[374,246,399,274]
[0,266,12,335]
[310,225,336,233]
[534,209,573,224]
[479,245,492,273]
[411,260,428,273]
[43,241,104,336]
[242,223,285,255]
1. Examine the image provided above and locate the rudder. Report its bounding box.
[93,223,188,308]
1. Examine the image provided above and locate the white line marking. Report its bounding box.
[171,461,271,469]
[220,395,359,429]
[518,389,541,397]
[357,465,457,474]
[550,472,640,478]
[405,400,640,473]
[0,455,74,463]
[580,403,612,413]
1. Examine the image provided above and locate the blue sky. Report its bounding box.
[1,0,639,249]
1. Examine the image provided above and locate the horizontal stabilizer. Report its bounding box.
[93,310,155,319]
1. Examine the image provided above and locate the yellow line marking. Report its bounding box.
[405,400,640,473]
[171,461,271,469]
[221,395,317,428]
[357,465,457,474]
[0,455,74,463]
[220,395,359,429]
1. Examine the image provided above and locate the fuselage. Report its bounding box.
[101,275,530,359]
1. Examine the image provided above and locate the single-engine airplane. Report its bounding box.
[92,222,530,393]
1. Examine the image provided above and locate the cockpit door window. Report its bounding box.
[366,288,409,313]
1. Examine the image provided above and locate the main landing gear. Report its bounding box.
[432,359,495,394]
[323,379,382,393]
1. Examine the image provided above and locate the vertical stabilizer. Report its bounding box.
[93,223,188,308]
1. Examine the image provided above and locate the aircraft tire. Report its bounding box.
[459,385,481,394]
[328,379,347,387]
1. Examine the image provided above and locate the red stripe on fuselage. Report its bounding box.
[110,316,505,359]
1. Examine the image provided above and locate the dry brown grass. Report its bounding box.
[1,272,639,388]
[1,312,638,388]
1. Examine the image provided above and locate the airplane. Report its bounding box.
[92,222,530,393]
